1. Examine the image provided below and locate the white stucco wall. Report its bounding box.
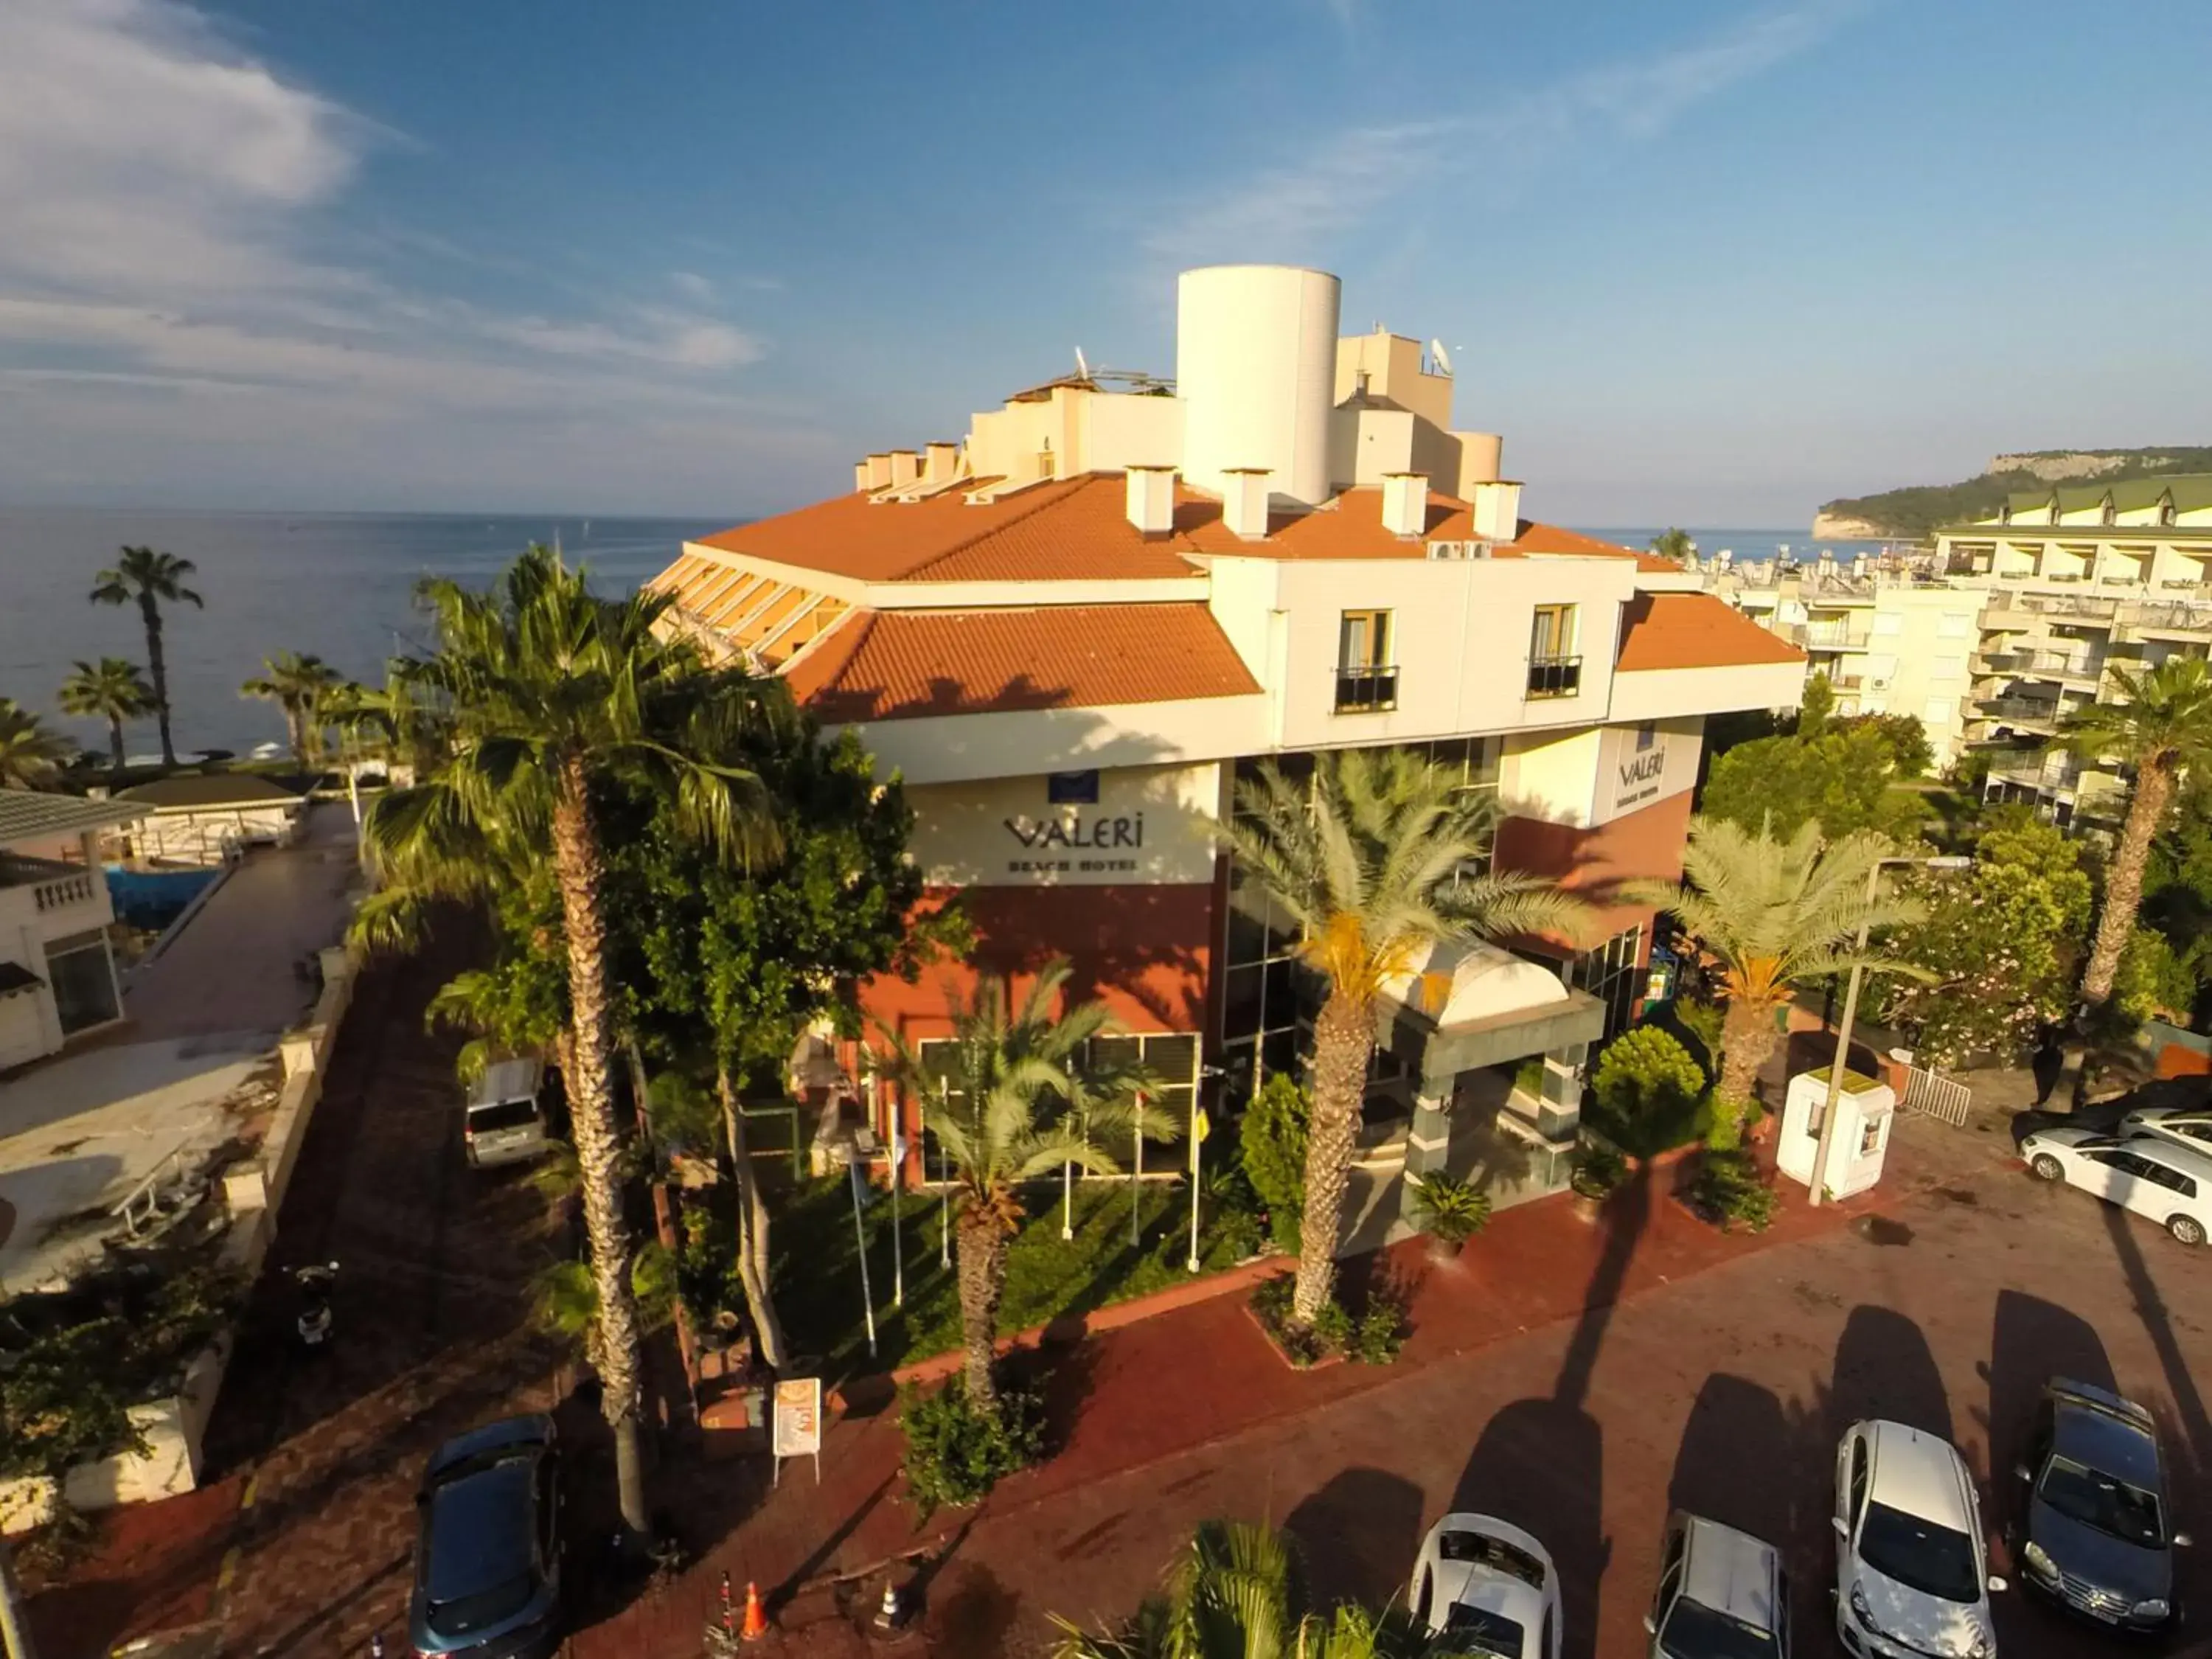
[832,694,1272,787]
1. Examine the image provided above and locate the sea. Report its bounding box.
[0,509,1891,759]
[0,508,725,757]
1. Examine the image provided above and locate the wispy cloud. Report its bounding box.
[1147,2,1857,268]
[0,0,808,505]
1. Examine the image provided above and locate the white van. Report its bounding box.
[464,1057,552,1169]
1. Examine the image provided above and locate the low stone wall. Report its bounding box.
[0,945,359,1534]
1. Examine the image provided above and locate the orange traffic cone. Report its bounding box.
[740,1580,771,1642]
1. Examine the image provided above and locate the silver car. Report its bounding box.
[1646,1512,1790,1658]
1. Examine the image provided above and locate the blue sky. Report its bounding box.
[1,0,2205,526]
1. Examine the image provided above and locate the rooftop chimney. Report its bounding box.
[886,450,920,488]
[854,460,873,494]
[924,442,959,486]
[1223,469,1272,540]
[1381,473,1428,539]
[1468,479,1522,542]
[864,453,893,490]
[1126,466,1177,538]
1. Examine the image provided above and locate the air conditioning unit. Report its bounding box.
[1427,540,1464,560]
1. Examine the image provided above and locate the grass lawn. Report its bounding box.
[770,1175,1255,1380]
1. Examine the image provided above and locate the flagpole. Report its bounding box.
[889,1121,905,1310]
[1061,1057,1076,1241]
[938,1078,951,1270]
[1131,1091,1144,1250]
[1187,1099,1205,1273]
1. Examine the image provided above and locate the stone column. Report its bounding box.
[1535,1043,1587,1141]
[1399,1076,1455,1222]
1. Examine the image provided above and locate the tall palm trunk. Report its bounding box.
[1292,991,1372,1327]
[953,1203,1009,1409]
[547,756,650,1538]
[2082,762,2174,1006]
[717,1066,788,1371]
[285,701,310,767]
[140,597,176,767]
[1713,997,1779,1149]
[105,715,126,776]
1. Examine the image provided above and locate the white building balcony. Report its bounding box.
[0,855,112,945]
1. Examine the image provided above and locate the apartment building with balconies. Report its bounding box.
[0,790,148,1070]
[1940,476,2212,825]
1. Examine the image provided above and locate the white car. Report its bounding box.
[1409,1512,1562,1659]
[2020,1125,2212,1245]
[1646,1512,1791,1658]
[1833,1420,2003,1659]
[2119,1103,2212,1158]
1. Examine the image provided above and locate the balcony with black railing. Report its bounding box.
[1334,664,1398,713]
[1525,655,1582,700]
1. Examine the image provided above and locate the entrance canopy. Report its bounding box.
[1376,939,1607,1084]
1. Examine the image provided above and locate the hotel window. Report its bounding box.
[1083,1034,1200,1123]
[1872,613,1902,636]
[1335,610,1397,712]
[1924,698,1956,726]
[1938,612,1972,638]
[1526,605,1581,698]
[43,930,119,1034]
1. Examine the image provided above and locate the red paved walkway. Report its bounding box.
[566,1120,2007,1658]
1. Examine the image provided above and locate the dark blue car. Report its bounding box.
[2014,1381,2188,1635]
[408,1416,563,1658]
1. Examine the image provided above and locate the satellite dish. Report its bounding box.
[1430,339,1454,377]
[1074,346,1091,380]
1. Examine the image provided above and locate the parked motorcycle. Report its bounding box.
[289,1261,338,1350]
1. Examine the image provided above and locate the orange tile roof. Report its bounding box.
[782,603,1261,723]
[1614,592,1806,672]
[692,473,1678,585]
[696,474,1203,583]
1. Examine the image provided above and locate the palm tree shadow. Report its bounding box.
[1445,1164,1652,1659]
[1283,1467,1427,1614]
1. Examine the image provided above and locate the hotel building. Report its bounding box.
[647,265,1802,1220]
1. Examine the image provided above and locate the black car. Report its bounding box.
[2014,1380,2188,1634]
[408,1416,563,1658]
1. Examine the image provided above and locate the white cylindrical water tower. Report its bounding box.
[1176,265,1341,507]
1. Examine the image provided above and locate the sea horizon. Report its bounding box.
[1,504,1860,761]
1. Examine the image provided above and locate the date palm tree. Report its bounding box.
[58,658,156,777]
[0,699,74,790]
[240,652,342,766]
[358,545,780,1537]
[1226,748,1588,1329]
[2061,657,2212,1014]
[1624,817,1926,1146]
[874,957,1162,1411]
[1649,526,1696,564]
[1050,1518,1426,1659]
[89,547,202,767]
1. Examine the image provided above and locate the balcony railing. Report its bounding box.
[1977,647,2104,679]
[1795,621,1871,650]
[1980,697,2063,725]
[0,854,99,912]
[1525,655,1583,700]
[1334,664,1399,713]
[2119,601,2212,636]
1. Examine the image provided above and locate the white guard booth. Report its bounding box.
[1776,1068,1896,1200]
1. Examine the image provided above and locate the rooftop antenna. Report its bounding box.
[1074,347,1091,380]
[1430,339,1454,377]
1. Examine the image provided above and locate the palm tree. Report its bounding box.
[88,547,203,767]
[240,652,342,766]
[358,546,780,1537]
[1050,1519,1425,1659]
[58,658,155,776]
[1225,749,1587,1328]
[0,699,76,790]
[874,958,1161,1410]
[1649,526,1696,563]
[1624,817,1926,1147]
[2061,657,2212,1012]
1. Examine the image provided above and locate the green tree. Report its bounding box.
[1795,670,1836,734]
[872,959,1158,1410]
[1225,749,1585,1329]
[1590,1026,1705,1123]
[358,546,782,1538]
[1649,527,1695,563]
[0,699,74,790]
[239,651,342,765]
[58,658,155,776]
[1238,1071,1310,1253]
[1701,723,1927,841]
[2061,657,2212,1011]
[612,726,961,1372]
[88,547,203,768]
[1625,817,1926,1147]
[1049,1518,1431,1659]
[1873,815,2090,1069]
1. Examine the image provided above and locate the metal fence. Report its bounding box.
[1899,1064,1972,1128]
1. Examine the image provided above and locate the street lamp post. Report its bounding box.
[1806,853,1970,1208]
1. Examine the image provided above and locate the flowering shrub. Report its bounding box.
[1875,816,2090,1069]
